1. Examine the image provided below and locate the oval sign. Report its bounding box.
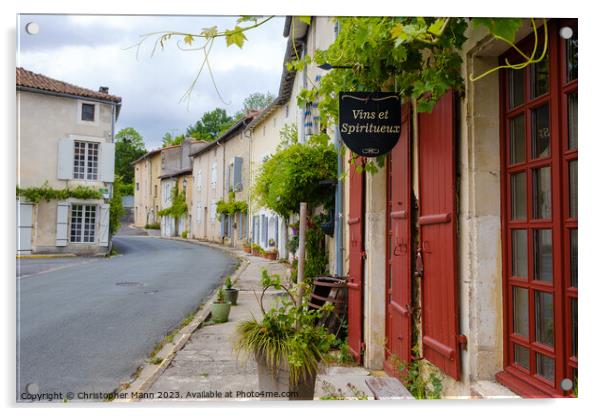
[339,92,402,157]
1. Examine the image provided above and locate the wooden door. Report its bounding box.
[385,103,413,374]
[418,91,462,380]
[347,157,364,363]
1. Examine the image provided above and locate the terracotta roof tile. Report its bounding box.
[16,67,122,103]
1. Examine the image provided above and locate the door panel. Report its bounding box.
[385,103,412,374]
[347,157,364,363]
[418,91,461,380]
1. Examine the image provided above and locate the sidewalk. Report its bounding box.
[140,242,380,401]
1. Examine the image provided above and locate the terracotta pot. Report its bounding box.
[243,246,251,253]
[266,251,278,261]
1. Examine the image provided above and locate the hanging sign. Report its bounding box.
[339,92,401,157]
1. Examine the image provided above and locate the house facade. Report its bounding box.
[133,148,162,228]
[16,67,121,255]
[340,18,578,398]
[190,114,255,248]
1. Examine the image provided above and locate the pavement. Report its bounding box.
[142,244,377,401]
[16,235,237,402]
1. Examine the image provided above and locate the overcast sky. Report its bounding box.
[17,14,287,149]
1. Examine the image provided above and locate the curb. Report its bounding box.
[16,253,77,259]
[116,238,250,402]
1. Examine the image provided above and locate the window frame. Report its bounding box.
[498,19,577,397]
[69,204,97,243]
[73,140,100,181]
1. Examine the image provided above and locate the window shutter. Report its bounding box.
[17,200,34,252]
[418,91,461,380]
[56,201,70,246]
[57,139,74,180]
[196,171,202,191]
[99,204,110,247]
[233,156,243,191]
[252,215,257,243]
[100,142,115,182]
[196,203,202,223]
[220,214,225,237]
[262,215,268,246]
[274,216,279,247]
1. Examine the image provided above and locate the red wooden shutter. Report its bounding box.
[347,157,364,363]
[385,103,413,373]
[418,91,461,380]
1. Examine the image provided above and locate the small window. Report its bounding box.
[81,103,95,122]
[136,182,140,191]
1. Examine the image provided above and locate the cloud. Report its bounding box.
[17,14,287,149]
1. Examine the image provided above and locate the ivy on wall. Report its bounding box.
[216,191,248,217]
[158,186,188,218]
[16,183,103,203]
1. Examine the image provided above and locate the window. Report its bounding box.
[70,204,96,243]
[73,141,99,180]
[211,162,217,190]
[154,185,158,197]
[136,182,139,191]
[499,20,577,397]
[81,103,95,121]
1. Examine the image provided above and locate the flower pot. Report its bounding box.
[224,288,239,305]
[254,351,317,400]
[266,251,278,261]
[211,302,231,323]
[243,246,251,253]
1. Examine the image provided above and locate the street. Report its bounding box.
[17,235,237,401]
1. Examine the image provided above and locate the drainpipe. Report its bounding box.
[335,125,344,277]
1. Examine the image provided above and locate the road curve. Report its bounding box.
[17,236,237,401]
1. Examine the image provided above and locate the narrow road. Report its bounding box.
[17,235,237,401]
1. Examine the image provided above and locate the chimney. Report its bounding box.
[99,86,109,94]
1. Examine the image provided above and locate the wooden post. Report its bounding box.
[297,202,307,308]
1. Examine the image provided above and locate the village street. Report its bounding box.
[16,233,237,401]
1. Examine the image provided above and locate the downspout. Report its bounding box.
[333,24,344,277]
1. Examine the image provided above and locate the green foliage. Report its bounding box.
[215,288,226,303]
[390,348,443,399]
[216,191,248,217]
[224,276,233,290]
[186,108,234,141]
[115,127,146,184]
[118,182,134,196]
[109,176,125,236]
[158,186,187,218]
[161,132,186,147]
[145,222,160,230]
[253,126,337,217]
[305,215,329,278]
[235,268,336,386]
[17,183,103,203]
[181,230,188,238]
[234,91,275,119]
[472,18,524,43]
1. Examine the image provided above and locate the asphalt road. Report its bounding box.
[17,235,237,401]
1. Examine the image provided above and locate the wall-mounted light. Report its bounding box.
[559,26,574,40]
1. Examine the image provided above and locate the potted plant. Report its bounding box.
[268,238,276,247]
[223,276,239,305]
[251,243,264,257]
[265,249,278,261]
[235,269,335,400]
[211,288,231,323]
[243,240,252,254]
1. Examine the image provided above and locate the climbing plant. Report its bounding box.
[158,186,188,218]
[216,191,248,217]
[16,182,103,203]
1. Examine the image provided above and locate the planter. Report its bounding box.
[255,351,317,400]
[224,288,239,305]
[243,246,251,254]
[211,302,231,323]
[265,251,278,261]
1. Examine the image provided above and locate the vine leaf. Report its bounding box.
[183,34,194,45]
[225,26,247,48]
[472,18,524,42]
[299,16,312,25]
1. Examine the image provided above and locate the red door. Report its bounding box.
[385,103,412,374]
[347,157,364,363]
[418,91,462,380]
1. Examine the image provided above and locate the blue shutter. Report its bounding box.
[262,215,268,246]
[233,156,243,191]
[220,214,225,237]
[274,217,279,247]
[238,212,243,239]
[252,215,258,244]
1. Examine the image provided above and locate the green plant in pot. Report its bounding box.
[234,269,335,400]
[211,288,231,323]
[223,276,239,306]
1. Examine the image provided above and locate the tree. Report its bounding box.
[186,108,234,141]
[115,127,146,185]
[161,132,186,147]
[234,91,274,119]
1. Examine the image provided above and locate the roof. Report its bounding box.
[159,168,192,179]
[131,148,162,165]
[16,67,122,104]
[189,112,258,158]
[246,36,306,132]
